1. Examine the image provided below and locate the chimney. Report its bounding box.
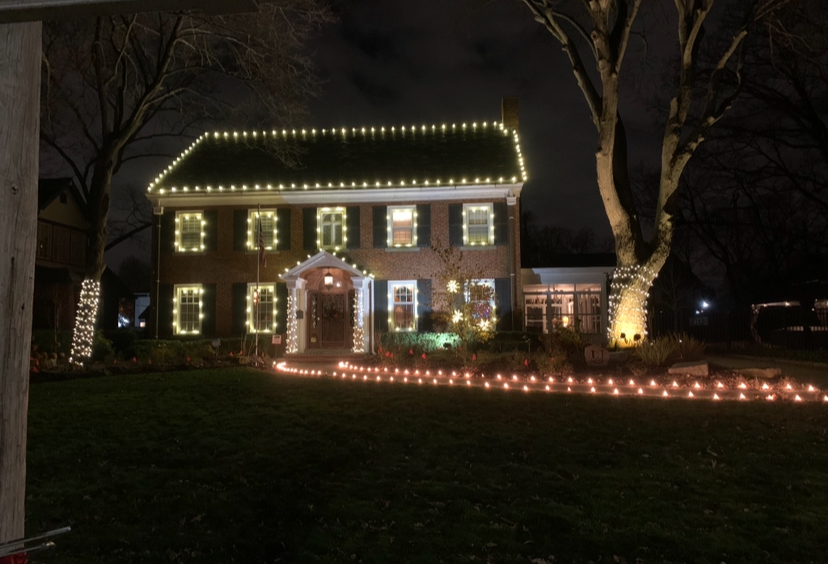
[501,96,519,131]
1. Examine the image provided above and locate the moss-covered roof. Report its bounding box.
[149,122,526,194]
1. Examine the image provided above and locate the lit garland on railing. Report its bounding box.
[69,279,101,366]
[352,289,365,353]
[271,361,828,404]
[146,121,527,195]
[286,293,298,353]
[607,264,658,345]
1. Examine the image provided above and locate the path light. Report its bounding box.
[739,393,746,400]
[613,388,619,395]
[590,387,596,393]
[638,388,644,395]
[713,394,720,400]
[650,380,657,387]
[786,384,793,390]
[549,377,555,383]
[485,382,490,389]
[504,383,509,390]
[688,391,694,398]
[808,385,815,392]
[567,387,572,393]
[403,377,408,383]
[567,377,573,383]
[795,395,802,402]
[523,385,529,392]
[629,379,635,386]
[738,383,747,389]
[433,379,437,385]
[672,380,679,387]
[717,382,724,389]
[588,378,594,385]
[418,378,422,384]
[694,382,701,389]
[545,385,550,391]
[466,380,471,386]
[762,383,770,390]
[767,395,775,401]
[663,390,669,397]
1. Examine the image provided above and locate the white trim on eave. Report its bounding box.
[146,183,523,208]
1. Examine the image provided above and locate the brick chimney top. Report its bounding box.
[501,96,519,131]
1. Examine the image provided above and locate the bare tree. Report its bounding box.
[519,0,786,345]
[40,2,333,364]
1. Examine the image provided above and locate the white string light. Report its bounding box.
[69,279,101,366]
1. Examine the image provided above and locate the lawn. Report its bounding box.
[26,368,828,564]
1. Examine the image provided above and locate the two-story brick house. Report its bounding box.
[145,99,526,353]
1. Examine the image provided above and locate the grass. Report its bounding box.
[26,368,828,564]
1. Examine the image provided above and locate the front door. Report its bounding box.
[308,291,348,348]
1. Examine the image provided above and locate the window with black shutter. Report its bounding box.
[201,283,217,336]
[277,208,291,251]
[416,204,431,248]
[276,283,288,333]
[232,283,248,335]
[303,208,317,251]
[204,210,218,252]
[346,206,360,249]
[495,278,512,331]
[417,279,433,332]
[494,202,508,245]
[233,209,248,251]
[374,280,388,333]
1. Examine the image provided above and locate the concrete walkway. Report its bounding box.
[707,354,828,386]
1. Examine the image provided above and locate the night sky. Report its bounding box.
[111,0,672,269]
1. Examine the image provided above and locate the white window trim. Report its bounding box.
[462,203,494,246]
[317,207,346,250]
[174,211,205,253]
[247,209,278,251]
[387,205,417,248]
[246,283,278,333]
[173,284,203,335]
[389,280,418,332]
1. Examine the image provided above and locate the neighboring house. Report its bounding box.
[146,98,526,353]
[521,253,616,341]
[33,178,134,333]
[33,178,89,330]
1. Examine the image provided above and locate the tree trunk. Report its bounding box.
[69,161,113,365]
[0,20,41,547]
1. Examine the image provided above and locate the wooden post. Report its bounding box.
[0,20,41,545]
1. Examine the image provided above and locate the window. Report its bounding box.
[388,206,416,247]
[247,210,278,250]
[247,283,277,333]
[36,222,52,259]
[389,281,417,331]
[318,207,345,249]
[175,211,204,252]
[466,279,495,323]
[463,203,493,246]
[173,285,203,334]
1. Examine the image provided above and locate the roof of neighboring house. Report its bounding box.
[148,122,526,194]
[38,177,87,215]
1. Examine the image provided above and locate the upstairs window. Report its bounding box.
[247,209,278,250]
[388,206,416,247]
[173,285,203,334]
[318,207,345,249]
[463,203,493,246]
[175,211,204,252]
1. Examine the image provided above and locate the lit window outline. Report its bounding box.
[387,205,417,247]
[462,203,494,246]
[173,284,203,335]
[388,280,418,332]
[246,209,278,251]
[317,207,346,250]
[174,211,205,252]
[246,283,278,333]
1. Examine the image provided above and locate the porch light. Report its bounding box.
[324,270,334,289]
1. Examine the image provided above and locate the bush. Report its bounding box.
[31,329,72,356]
[634,336,678,367]
[91,331,115,361]
[479,332,545,353]
[380,332,460,353]
[105,328,145,359]
[672,333,706,361]
[543,327,590,368]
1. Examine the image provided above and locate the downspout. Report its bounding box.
[153,204,163,339]
[507,194,517,330]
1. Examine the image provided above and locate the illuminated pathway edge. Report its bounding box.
[274,361,828,404]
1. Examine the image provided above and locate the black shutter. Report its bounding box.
[201,283,217,336]
[374,280,388,333]
[373,206,387,248]
[204,210,218,252]
[233,209,248,251]
[276,282,288,333]
[495,278,512,331]
[232,283,248,335]
[158,284,173,338]
[417,204,431,248]
[276,208,291,251]
[160,212,175,254]
[448,204,463,246]
[346,206,360,249]
[417,279,433,332]
[494,202,508,245]
[303,207,317,251]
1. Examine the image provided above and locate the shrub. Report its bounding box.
[543,327,590,368]
[634,336,678,367]
[672,333,706,361]
[91,331,115,361]
[105,328,145,359]
[31,329,72,356]
[380,332,460,353]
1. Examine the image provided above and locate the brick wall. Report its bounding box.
[150,197,521,337]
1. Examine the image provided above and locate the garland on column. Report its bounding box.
[286,293,298,353]
[352,289,365,353]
